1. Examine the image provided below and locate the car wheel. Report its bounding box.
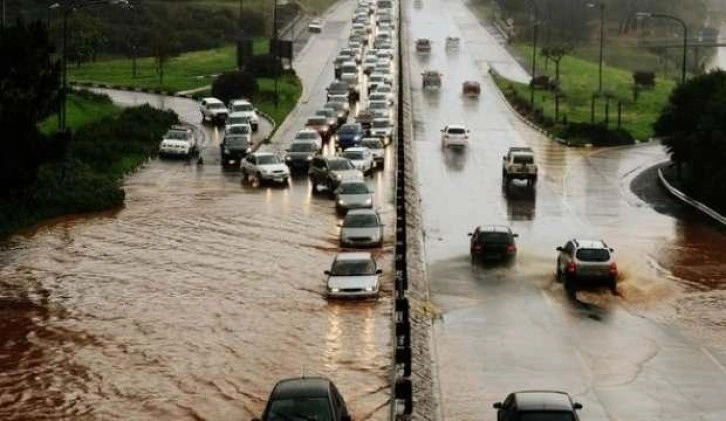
[556,265,563,283]
[609,277,618,295]
[564,276,576,298]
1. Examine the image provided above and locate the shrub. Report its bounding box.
[246,54,283,78]
[633,71,656,88]
[559,122,634,146]
[212,71,259,104]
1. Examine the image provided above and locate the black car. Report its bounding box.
[220,134,251,167]
[493,390,583,421]
[284,141,319,172]
[254,377,351,421]
[468,225,518,262]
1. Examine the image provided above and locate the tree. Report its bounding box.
[0,20,61,197]
[212,71,259,105]
[540,44,572,84]
[68,11,106,67]
[654,70,726,209]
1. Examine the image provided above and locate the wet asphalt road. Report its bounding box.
[0,1,396,420]
[405,0,726,419]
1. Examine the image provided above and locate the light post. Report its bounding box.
[272,0,279,109]
[587,2,605,93]
[636,11,687,84]
[526,0,539,107]
[50,0,129,131]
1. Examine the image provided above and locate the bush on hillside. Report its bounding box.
[246,54,283,78]
[212,71,259,104]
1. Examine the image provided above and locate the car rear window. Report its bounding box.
[343,214,378,227]
[227,125,250,134]
[447,128,466,135]
[296,132,318,140]
[340,124,361,133]
[513,154,534,164]
[329,159,354,171]
[257,155,281,165]
[307,117,327,126]
[576,248,610,262]
[478,232,512,244]
[289,142,316,152]
[267,397,333,421]
[344,151,366,160]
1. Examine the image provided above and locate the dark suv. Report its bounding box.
[493,390,583,421]
[309,156,363,194]
[220,133,251,167]
[254,376,351,421]
[556,238,618,295]
[468,225,518,262]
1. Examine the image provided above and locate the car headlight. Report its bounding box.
[364,286,375,292]
[333,173,342,180]
[223,148,230,154]
[337,199,346,206]
[307,155,314,161]
[285,156,292,161]
[364,198,372,205]
[329,287,340,293]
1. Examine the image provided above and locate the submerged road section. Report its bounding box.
[404,0,726,419]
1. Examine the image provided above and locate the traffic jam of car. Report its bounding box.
[153,0,621,417]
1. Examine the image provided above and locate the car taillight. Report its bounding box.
[609,262,618,276]
[507,244,516,253]
[474,244,482,251]
[566,261,576,273]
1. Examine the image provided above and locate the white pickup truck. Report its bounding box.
[502,147,538,187]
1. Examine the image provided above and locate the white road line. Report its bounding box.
[701,347,726,375]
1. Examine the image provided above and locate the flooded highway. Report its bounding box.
[405,0,726,419]
[0,1,395,420]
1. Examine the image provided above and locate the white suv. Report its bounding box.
[441,124,469,148]
[199,97,229,125]
[556,239,618,296]
[228,99,260,132]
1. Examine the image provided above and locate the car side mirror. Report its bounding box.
[574,402,583,410]
[556,246,564,251]
[376,269,383,274]
[341,415,352,421]
[502,155,507,160]
[493,402,502,409]
[467,232,473,236]
[609,248,614,252]
[513,233,519,238]
[324,270,331,275]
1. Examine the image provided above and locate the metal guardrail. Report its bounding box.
[657,163,726,226]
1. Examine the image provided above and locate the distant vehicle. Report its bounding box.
[309,156,364,194]
[241,152,290,185]
[305,116,334,142]
[293,128,323,151]
[445,36,460,50]
[556,239,618,295]
[341,147,375,175]
[422,70,442,89]
[227,99,259,131]
[324,101,349,126]
[334,180,374,214]
[462,80,481,97]
[441,124,469,148]
[355,108,375,130]
[199,97,228,124]
[363,56,379,75]
[368,118,394,145]
[415,38,432,53]
[327,80,350,102]
[337,123,365,150]
[315,108,339,131]
[308,18,323,33]
[502,146,538,187]
[220,133,251,167]
[360,137,385,166]
[225,112,252,131]
[368,100,392,121]
[325,252,382,298]
[253,376,351,421]
[493,390,583,421]
[339,209,384,248]
[339,61,360,100]
[368,92,394,106]
[284,140,319,172]
[468,225,518,262]
[159,125,196,158]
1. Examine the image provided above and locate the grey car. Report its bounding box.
[325,252,382,299]
[339,208,383,248]
[335,180,374,214]
[368,118,394,144]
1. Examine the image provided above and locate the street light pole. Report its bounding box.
[587,2,605,93]
[273,0,279,109]
[636,12,687,84]
[526,0,539,107]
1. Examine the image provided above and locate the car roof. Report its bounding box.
[271,377,333,400]
[228,112,251,118]
[202,97,223,104]
[339,179,367,186]
[346,208,378,216]
[252,152,275,158]
[372,117,390,123]
[344,147,368,153]
[478,225,512,233]
[572,239,608,249]
[446,124,467,130]
[512,390,576,411]
[229,98,252,105]
[509,146,534,153]
[335,251,373,261]
[297,128,319,134]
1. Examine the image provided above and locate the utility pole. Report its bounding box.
[273,0,279,108]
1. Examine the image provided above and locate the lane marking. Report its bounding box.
[701,347,726,376]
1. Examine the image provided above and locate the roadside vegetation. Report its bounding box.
[39,90,121,135]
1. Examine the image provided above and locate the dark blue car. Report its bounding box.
[337,123,364,150]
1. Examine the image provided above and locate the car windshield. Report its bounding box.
[296,132,319,140]
[329,159,354,171]
[257,155,281,165]
[208,103,224,109]
[513,155,534,164]
[330,82,348,91]
[307,118,327,126]
[518,411,577,421]
[232,103,253,112]
[478,232,512,244]
[331,259,376,276]
[447,127,466,135]
[340,125,361,133]
[376,86,392,93]
[372,120,390,128]
[361,139,383,149]
[316,109,333,117]
[289,142,316,152]
[165,130,189,140]
[225,136,248,147]
[344,151,366,160]
[267,397,332,421]
[228,116,249,125]
[576,248,611,262]
[339,182,369,194]
[344,214,378,227]
[370,102,386,110]
[227,125,250,134]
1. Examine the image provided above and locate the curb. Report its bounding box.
[486,69,578,147]
[657,163,726,225]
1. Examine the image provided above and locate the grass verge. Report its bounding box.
[496,44,675,141]
[39,91,122,135]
